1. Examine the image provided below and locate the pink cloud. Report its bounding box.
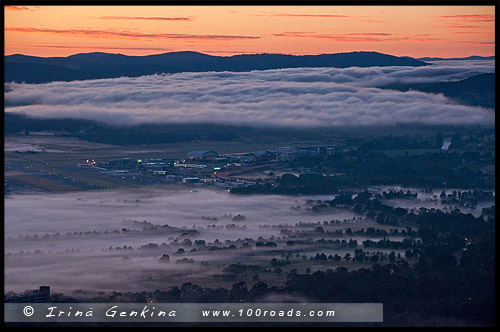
[437,14,495,22]
[100,16,192,21]
[5,27,260,41]
[5,6,36,11]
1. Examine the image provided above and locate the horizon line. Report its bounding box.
[4,50,496,59]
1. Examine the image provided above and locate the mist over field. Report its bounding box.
[5,188,355,239]
[4,61,494,128]
[4,188,361,293]
[5,185,492,295]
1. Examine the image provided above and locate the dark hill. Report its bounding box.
[380,73,495,109]
[418,56,495,61]
[5,51,428,84]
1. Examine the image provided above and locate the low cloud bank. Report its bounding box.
[4,61,495,127]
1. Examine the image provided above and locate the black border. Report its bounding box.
[2,0,497,328]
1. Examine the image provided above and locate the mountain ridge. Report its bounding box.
[418,55,495,61]
[5,51,428,84]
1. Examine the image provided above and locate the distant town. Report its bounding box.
[6,129,495,196]
[74,143,346,190]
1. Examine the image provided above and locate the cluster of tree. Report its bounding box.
[285,238,357,248]
[381,190,418,200]
[352,248,407,264]
[354,134,443,151]
[223,264,263,274]
[363,238,419,250]
[234,148,493,195]
[305,250,403,264]
[289,149,494,189]
[481,205,495,217]
[362,198,495,241]
[255,241,277,247]
[285,234,494,324]
[439,190,494,208]
[349,226,417,238]
[231,173,342,195]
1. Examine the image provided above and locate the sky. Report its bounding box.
[4,5,496,58]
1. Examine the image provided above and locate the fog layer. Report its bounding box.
[4,61,494,127]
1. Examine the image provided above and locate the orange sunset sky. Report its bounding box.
[4,5,496,58]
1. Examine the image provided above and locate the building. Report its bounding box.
[136,158,178,174]
[5,286,50,303]
[165,175,180,182]
[278,147,296,161]
[186,151,218,160]
[314,144,343,155]
[182,177,200,184]
[213,157,229,164]
[238,155,255,165]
